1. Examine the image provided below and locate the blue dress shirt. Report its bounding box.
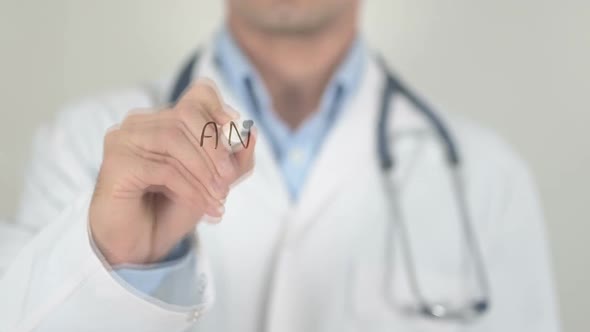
[214,28,366,199]
[113,27,367,299]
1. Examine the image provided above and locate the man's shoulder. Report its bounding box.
[449,115,534,181]
[38,80,172,169]
[55,79,171,129]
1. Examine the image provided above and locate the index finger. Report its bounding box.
[175,78,239,126]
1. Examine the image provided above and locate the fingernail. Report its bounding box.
[203,215,222,224]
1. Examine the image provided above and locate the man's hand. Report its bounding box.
[89,79,256,265]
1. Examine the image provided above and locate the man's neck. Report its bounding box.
[227,9,358,130]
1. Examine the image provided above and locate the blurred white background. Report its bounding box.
[0,1,588,330]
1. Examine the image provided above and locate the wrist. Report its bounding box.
[88,203,153,265]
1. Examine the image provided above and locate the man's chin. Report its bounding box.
[249,12,336,36]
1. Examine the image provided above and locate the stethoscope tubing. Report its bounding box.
[169,50,491,327]
[376,55,490,320]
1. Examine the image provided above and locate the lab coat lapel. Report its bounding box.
[290,58,433,240]
[290,59,382,232]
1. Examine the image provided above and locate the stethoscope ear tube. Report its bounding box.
[169,51,202,105]
[377,69,396,171]
[375,55,460,168]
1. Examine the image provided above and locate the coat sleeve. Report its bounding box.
[477,153,561,331]
[0,99,213,332]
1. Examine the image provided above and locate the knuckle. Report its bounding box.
[196,98,216,116]
[185,81,213,101]
[177,104,194,120]
[164,157,186,181]
[122,110,147,126]
[159,163,176,180]
[103,129,131,155]
[194,80,217,98]
[193,83,220,110]
[100,150,121,170]
[139,161,156,180]
[203,172,218,188]
[176,84,222,120]
[220,164,239,183]
[162,125,184,142]
[214,175,230,194]
[126,126,144,143]
[171,118,187,133]
[189,190,204,206]
[103,128,120,147]
[143,160,170,183]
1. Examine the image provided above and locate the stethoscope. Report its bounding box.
[169,50,491,324]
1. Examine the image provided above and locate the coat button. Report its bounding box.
[197,273,208,295]
[187,310,201,322]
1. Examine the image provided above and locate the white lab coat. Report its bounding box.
[0,43,559,332]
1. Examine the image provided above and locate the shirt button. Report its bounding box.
[288,147,305,164]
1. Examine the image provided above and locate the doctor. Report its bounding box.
[0,0,559,331]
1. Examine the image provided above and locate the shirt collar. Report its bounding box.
[213,26,366,116]
[213,27,258,102]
